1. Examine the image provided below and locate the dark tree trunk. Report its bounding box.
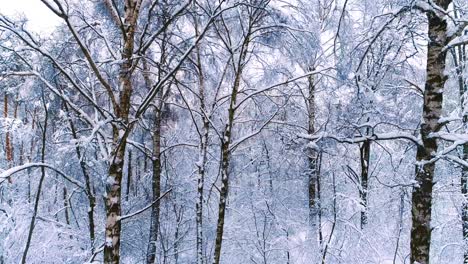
[410,1,451,263]
[307,71,319,227]
[359,140,370,229]
[63,187,70,225]
[146,110,162,264]
[126,150,132,201]
[462,143,468,264]
[63,102,96,251]
[21,95,48,264]
[194,13,209,263]
[4,94,13,167]
[213,36,249,264]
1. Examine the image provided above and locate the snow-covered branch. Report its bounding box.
[299,131,423,147]
[0,163,85,189]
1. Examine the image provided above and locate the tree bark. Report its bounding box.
[410,1,451,263]
[359,139,370,229]
[126,150,132,201]
[146,109,162,264]
[458,49,468,264]
[307,71,319,227]
[63,102,96,251]
[21,95,48,264]
[4,94,13,167]
[213,36,250,264]
[317,152,323,248]
[194,14,209,263]
[104,130,127,264]
[104,1,141,263]
[462,133,468,264]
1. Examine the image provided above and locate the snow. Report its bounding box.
[105,237,113,247]
[106,176,116,186]
[1,1,468,263]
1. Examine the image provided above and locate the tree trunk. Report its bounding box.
[196,89,209,264]
[359,139,370,229]
[147,109,162,264]
[63,102,96,251]
[104,127,128,264]
[104,1,140,262]
[213,37,249,264]
[194,16,209,263]
[462,137,468,264]
[126,150,132,201]
[317,153,323,248]
[21,95,48,264]
[458,50,468,264]
[213,139,231,264]
[307,71,319,227]
[4,94,13,167]
[410,2,451,263]
[63,187,70,225]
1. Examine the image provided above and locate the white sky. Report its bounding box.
[2,0,61,33]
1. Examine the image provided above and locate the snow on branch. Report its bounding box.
[0,163,85,189]
[430,132,468,143]
[299,132,423,147]
[445,34,468,51]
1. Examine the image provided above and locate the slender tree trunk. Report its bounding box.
[393,190,405,264]
[213,140,231,264]
[317,152,323,248]
[213,37,249,264]
[410,2,451,263]
[27,107,37,203]
[322,172,337,264]
[147,109,162,264]
[173,205,183,264]
[307,71,319,227]
[126,150,132,201]
[458,51,468,264]
[196,99,209,264]
[359,139,370,229]
[196,117,209,264]
[194,16,209,263]
[21,95,48,264]
[4,94,13,167]
[63,187,70,225]
[63,102,96,251]
[140,44,166,263]
[12,101,18,164]
[462,136,468,264]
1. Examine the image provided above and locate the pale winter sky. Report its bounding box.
[2,0,60,33]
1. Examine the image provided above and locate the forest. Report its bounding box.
[0,0,467,263]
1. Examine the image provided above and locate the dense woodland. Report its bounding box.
[0,0,467,263]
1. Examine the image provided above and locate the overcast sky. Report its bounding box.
[2,0,61,33]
